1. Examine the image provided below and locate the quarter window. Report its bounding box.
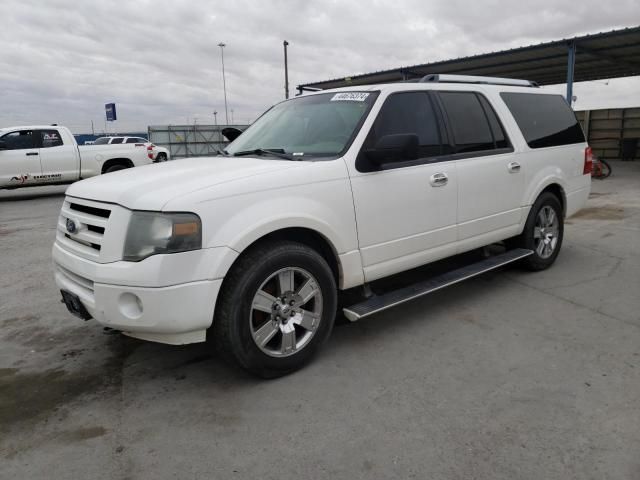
[500,92,585,148]
[110,137,124,144]
[39,130,63,148]
[1,130,36,150]
[439,92,495,153]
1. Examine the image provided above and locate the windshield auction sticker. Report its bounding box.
[330,92,370,102]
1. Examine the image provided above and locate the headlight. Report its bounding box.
[123,211,202,262]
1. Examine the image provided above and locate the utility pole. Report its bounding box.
[283,40,290,99]
[218,43,229,125]
[91,120,95,135]
[231,109,234,124]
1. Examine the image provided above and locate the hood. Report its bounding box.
[66,156,299,210]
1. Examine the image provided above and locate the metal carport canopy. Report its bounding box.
[297,26,640,101]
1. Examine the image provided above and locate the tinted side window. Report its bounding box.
[500,93,585,148]
[39,130,63,148]
[439,92,494,153]
[1,130,36,150]
[110,138,124,144]
[94,137,110,145]
[367,91,442,158]
[477,95,509,149]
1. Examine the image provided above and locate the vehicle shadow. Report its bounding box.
[109,249,511,387]
[0,186,67,202]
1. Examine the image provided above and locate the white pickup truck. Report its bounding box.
[0,125,154,189]
[53,75,591,377]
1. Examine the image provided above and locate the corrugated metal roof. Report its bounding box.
[297,26,640,91]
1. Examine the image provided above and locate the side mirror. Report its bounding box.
[365,134,419,165]
[221,127,243,142]
[0,140,6,150]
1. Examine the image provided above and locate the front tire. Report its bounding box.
[211,241,337,378]
[514,192,564,271]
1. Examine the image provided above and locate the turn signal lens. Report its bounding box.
[173,222,199,236]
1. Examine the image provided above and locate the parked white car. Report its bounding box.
[53,75,591,377]
[93,136,149,145]
[94,136,170,162]
[0,126,154,189]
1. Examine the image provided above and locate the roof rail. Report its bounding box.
[418,74,538,88]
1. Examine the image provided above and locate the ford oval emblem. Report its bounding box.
[66,218,77,234]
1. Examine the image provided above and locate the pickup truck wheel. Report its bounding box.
[515,192,564,271]
[212,241,337,378]
[105,164,127,173]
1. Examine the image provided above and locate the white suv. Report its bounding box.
[53,75,591,377]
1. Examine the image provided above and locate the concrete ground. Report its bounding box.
[1,162,639,480]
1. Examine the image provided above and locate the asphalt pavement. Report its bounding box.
[1,163,639,479]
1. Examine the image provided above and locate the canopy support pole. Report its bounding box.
[566,41,576,104]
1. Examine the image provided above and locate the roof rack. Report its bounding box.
[418,74,538,88]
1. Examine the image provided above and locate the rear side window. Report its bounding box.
[39,130,63,148]
[439,92,495,153]
[500,93,585,148]
[94,137,110,145]
[1,130,36,150]
[368,91,443,158]
[110,138,124,144]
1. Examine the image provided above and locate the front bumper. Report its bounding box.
[53,242,236,344]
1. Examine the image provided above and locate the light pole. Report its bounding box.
[218,42,229,125]
[213,110,220,142]
[283,40,289,99]
[231,109,234,124]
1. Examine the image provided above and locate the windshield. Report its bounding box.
[94,137,110,145]
[226,91,378,159]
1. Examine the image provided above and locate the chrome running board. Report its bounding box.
[342,248,533,322]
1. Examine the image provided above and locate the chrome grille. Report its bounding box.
[57,197,113,261]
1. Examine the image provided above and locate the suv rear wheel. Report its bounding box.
[104,164,128,174]
[513,192,564,271]
[211,240,337,378]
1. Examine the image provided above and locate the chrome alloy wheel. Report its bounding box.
[249,267,323,357]
[534,205,559,259]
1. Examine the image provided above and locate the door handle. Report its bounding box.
[508,161,521,173]
[25,152,39,156]
[430,172,448,187]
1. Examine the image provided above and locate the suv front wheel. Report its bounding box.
[212,240,337,377]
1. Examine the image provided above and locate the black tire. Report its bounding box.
[156,153,167,162]
[105,164,128,174]
[511,192,564,271]
[211,240,337,378]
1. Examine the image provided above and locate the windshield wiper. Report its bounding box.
[232,148,293,160]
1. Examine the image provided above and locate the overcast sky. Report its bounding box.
[1,0,639,133]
